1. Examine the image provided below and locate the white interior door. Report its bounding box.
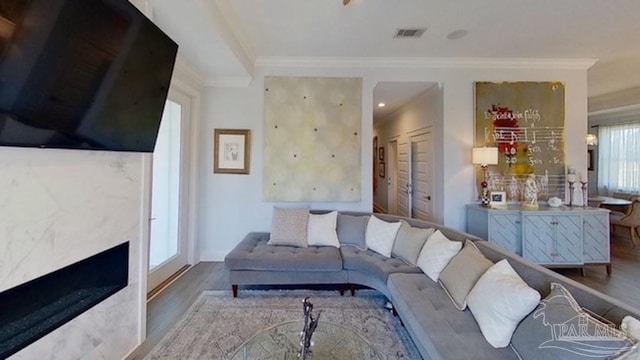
[396,141,412,217]
[409,129,434,221]
[147,89,191,292]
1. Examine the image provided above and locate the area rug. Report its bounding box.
[144,290,421,359]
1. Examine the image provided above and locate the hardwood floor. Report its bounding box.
[128,229,640,359]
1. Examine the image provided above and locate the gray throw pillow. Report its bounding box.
[438,240,493,310]
[391,220,434,266]
[336,214,369,250]
[510,282,638,359]
[267,207,309,247]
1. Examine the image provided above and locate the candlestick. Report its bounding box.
[581,181,588,207]
[568,181,575,207]
[579,172,587,183]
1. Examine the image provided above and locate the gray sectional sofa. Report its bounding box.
[224,211,640,360]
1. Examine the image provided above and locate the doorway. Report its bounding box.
[147,89,192,293]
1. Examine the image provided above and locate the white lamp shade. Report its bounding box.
[472,147,499,166]
[586,134,598,146]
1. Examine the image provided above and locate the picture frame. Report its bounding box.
[489,191,507,207]
[588,149,594,171]
[214,129,250,174]
[378,147,384,161]
[379,162,385,178]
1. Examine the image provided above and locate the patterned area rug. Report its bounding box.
[144,290,421,360]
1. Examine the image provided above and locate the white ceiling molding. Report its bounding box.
[173,56,205,89]
[588,86,640,114]
[204,77,253,88]
[255,57,597,70]
[196,0,255,77]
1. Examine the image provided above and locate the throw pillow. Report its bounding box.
[511,282,637,359]
[365,215,402,257]
[415,230,462,282]
[438,240,493,310]
[307,211,340,248]
[267,207,309,247]
[336,214,369,250]
[391,220,434,266]
[622,316,640,341]
[466,259,540,348]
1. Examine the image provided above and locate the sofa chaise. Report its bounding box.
[224,210,640,360]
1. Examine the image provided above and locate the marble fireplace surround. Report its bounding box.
[0,242,129,358]
[0,148,147,360]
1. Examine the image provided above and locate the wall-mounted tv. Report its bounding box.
[0,0,178,152]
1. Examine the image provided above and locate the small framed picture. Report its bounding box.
[489,191,507,207]
[379,162,385,178]
[378,147,384,161]
[214,129,251,174]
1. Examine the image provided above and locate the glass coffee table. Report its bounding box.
[230,320,382,360]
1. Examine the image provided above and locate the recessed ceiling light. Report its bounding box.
[378,102,386,107]
[447,29,469,40]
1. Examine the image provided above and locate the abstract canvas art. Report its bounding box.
[263,76,362,201]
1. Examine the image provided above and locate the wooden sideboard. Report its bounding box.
[466,204,611,274]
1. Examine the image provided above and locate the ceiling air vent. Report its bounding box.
[394,28,427,38]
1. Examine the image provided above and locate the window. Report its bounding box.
[597,122,640,193]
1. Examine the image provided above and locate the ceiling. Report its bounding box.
[148,0,640,111]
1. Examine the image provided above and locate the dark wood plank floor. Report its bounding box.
[127,229,640,359]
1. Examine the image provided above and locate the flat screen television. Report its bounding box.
[0,0,178,152]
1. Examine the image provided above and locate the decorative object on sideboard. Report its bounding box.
[299,297,322,359]
[489,191,507,207]
[547,196,563,207]
[522,174,540,209]
[472,147,499,207]
[566,167,577,206]
[580,172,589,207]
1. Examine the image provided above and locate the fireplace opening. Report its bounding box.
[0,242,129,359]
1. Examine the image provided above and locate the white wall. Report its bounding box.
[199,61,590,260]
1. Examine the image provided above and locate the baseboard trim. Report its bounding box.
[199,251,228,262]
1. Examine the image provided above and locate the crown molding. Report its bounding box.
[204,76,253,88]
[255,57,597,70]
[173,57,205,89]
[588,86,640,114]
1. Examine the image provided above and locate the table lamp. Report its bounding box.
[472,147,499,207]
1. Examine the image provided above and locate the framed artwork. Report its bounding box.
[588,149,594,171]
[379,162,385,178]
[214,129,250,174]
[378,147,384,161]
[489,191,507,207]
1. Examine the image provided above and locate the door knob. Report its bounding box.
[424,195,431,200]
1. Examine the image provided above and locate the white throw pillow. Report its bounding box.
[466,259,541,348]
[415,230,462,282]
[365,216,402,257]
[622,316,640,341]
[307,211,340,248]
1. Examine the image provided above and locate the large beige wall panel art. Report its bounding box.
[264,76,362,202]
